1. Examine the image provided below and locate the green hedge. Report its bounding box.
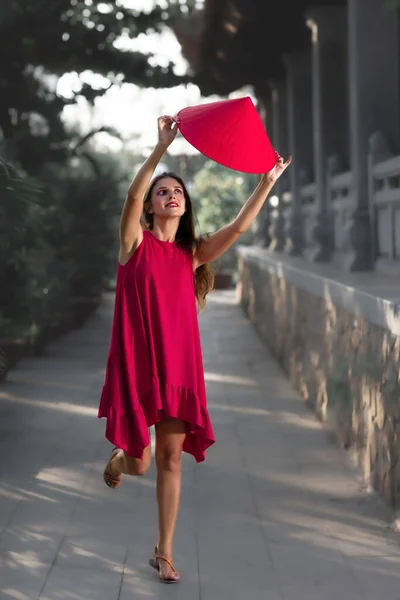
[0,155,121,380]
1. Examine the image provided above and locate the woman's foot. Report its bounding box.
[150,545,180,583]
[103,447,123,489]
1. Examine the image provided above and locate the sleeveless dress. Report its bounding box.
[98,230,215,463]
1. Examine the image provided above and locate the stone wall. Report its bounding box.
[238,254,400,522]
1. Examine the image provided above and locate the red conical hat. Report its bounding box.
[175,96,276,174]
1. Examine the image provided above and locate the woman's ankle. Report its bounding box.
[157,542,173,558]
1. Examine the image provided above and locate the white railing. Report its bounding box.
[369,132,400,261]
[300,183,317,247]
[300,182,316,206]
[329,170,353,253]
[281,190,293,233]
[266,134,400,267]
[281,190,292,205]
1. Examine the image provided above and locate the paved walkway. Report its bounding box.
[0,291,400,600]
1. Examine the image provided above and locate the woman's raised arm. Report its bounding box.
[119,116,177,257]
[194,154,291,268]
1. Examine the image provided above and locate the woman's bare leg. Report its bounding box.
[111,444,152,476]
[154,418,186,579]
[105,429,152,484]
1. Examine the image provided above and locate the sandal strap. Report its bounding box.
[104,448,123,486]
[107,448,121,472]
[155,553,177,573]
[104,470,121,483]
[110,447,120,459]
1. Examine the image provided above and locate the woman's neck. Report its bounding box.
[150,219,180,243]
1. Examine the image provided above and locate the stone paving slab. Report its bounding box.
[0,291,400,599]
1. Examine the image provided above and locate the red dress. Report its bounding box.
[98,230,215,463]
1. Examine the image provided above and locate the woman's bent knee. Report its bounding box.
[124,454,150,476]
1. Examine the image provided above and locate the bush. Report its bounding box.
[191,160,257,274]
[0,152,122,378]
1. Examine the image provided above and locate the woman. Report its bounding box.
[98,115,291,583]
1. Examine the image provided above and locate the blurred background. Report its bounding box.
[0,0,258,379]
[1,0,399,386]
[2,0,400,532]
[4,4,400,594]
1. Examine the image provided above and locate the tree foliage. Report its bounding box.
[0,0,194,377]
[0,150,124,351]
[192,160,256,271]
[0,0,187,171]
[192,160,255,234]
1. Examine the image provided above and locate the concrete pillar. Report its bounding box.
[268,78,289,252]
[305,6,348,262]
[251,89,273,247]
[346,0,400,271]
[259,93,273,247]
[283,52,313,256]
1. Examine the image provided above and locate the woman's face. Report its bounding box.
[149,177,186,219]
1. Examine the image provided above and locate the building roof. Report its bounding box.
[181,0,346,96]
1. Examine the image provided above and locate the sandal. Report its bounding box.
[103,447,123,489]
[149,545,180,583]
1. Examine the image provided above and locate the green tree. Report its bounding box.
[192,160,255,234]
[192,160,256,272]
[0,0,187,171]
[0,0,194,376]
[0,159,43,324]
[162,153,207,183]
[0,145,124,374]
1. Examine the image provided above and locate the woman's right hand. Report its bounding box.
[157,115,178,147]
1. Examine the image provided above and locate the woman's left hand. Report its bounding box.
[262,151,292,184]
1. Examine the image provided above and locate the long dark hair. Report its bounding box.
[143,172,214,311]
